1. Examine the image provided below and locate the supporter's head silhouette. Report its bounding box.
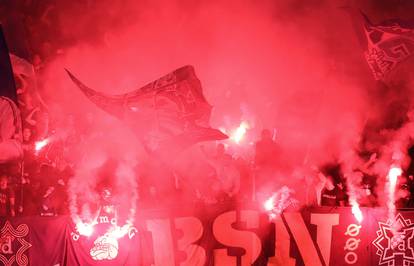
[261,129,272,141]
[324,175,335,190]
[0,174,8,190]
[216,143,225,157]
[23,128,32,142]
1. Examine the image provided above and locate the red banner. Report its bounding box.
[0,204,413,265]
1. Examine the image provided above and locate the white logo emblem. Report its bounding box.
[372,213,414,265]
[90,233,119,261]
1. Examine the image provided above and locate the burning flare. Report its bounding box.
[76,222,95,237]
[107,223,133,239]
[263,186,297,220]
[35,138,49,152]
[345,174,363,223]
[351,201,363,223]
[264,196,277,220]
[387,165,402,229]
[388,166,402,191]
[230,121,249,144]
[264,197,275,212]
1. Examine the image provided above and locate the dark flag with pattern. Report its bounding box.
[361,12,414,80]
[66,65,227,154]
[0,24,22,164]
[0,24,17,103]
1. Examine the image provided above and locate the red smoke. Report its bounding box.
[4,0,414,214]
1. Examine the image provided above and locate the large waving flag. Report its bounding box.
[66,65,227,154]
[0,24,22,163]
[0,25,17,103]
[10,53,49,139]
[10,53,35,78]
[361,12,414,81]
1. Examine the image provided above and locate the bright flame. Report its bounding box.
[35,138,49,152]
[76,222,95,237]
[264,196,275,212]
[388,166,402,190]
[346,176,363,223]
[263,186,298,221]
[231,121,249,144]
[108,224,131,239]
[387,165,402,231]
[351,203,363,223]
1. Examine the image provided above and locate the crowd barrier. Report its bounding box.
[0,203,410,265]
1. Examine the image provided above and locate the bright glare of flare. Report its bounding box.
[388,166,402,189]
[263,186,297,221]
[387,165,402,230]
[351,203,363,223]
[108,224,131,239]
[264,196,275,212]
[35,138,49,152]
[76,222,95,237]
[231,121,249,144]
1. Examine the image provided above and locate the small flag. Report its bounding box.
[361,12,414,80]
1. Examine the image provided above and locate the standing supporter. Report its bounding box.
[254,129,279,190]
[203,144,240,202]
[0,173,15,217]
[20,178,42,216]
[211,154,240,201]
[359,175,377,207]
[320,175,346,207]
[234,156,253,201]
[294,166,320,206]
[37,162,70,215]
[0,96,23,163]
[22,127,37,177]
[255,129,278,169]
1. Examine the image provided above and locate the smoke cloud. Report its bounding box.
[4,0,414,214]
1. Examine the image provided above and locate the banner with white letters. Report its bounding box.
[0,204,411,265]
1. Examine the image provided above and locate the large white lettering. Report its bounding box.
[146,219,175,266]
[213,210,262,266]
[310,213,339,265]
[284,212,323,266]
[267,216,296,266]
[174,217,206,266]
